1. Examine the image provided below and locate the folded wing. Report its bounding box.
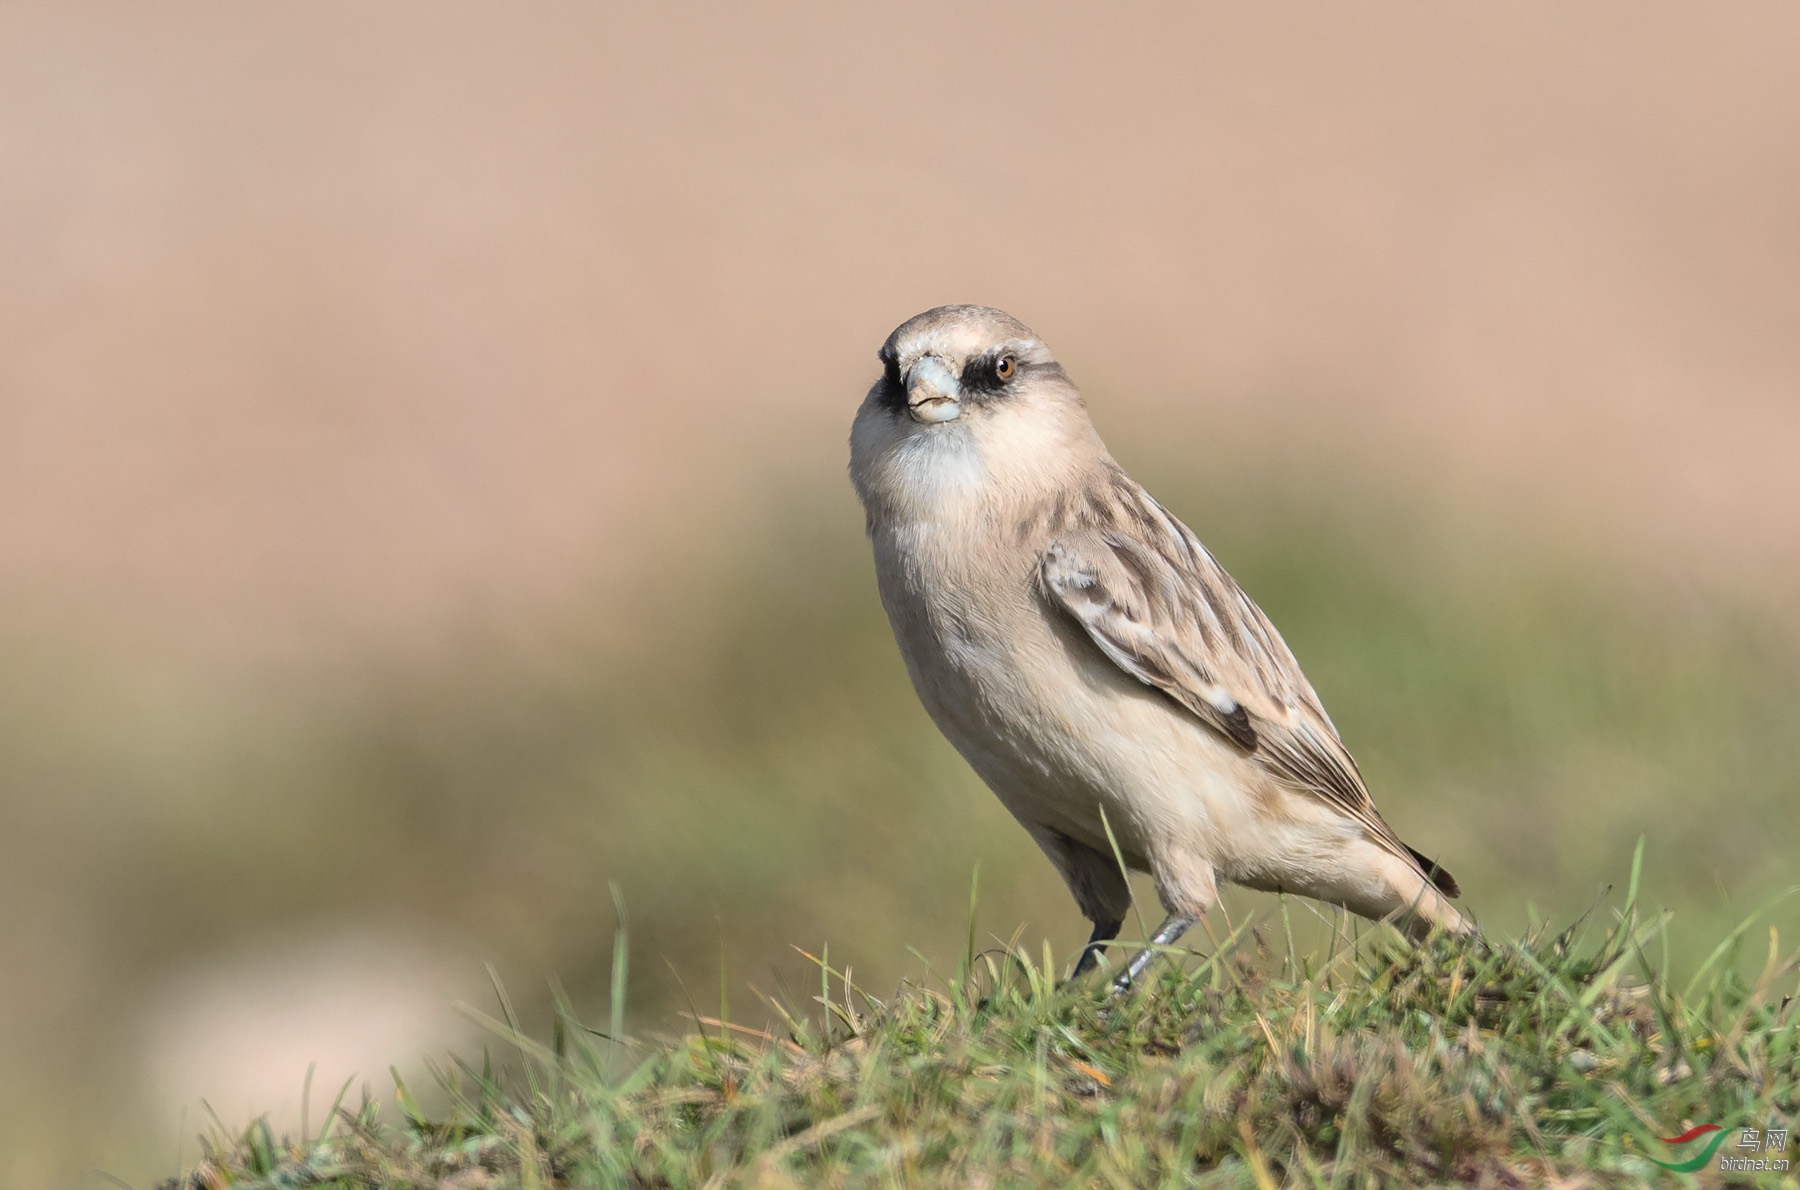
[1038,495,1458,898]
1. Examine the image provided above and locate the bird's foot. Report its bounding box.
[1108,912,1198,996]
[1066,916,1124,982]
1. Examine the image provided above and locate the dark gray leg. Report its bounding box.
[1070,917,1124,978]
[1111,912,1199,994]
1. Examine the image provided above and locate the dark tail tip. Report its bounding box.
[1406,846,1461,898]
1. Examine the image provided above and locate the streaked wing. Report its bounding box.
[1037,485,1418,867]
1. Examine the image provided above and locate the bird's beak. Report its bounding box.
[905,356,962,423]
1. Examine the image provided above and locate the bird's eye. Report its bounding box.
[995,354,1016,381]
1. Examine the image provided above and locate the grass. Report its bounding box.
[160,852,1799,1189]
[12,474,1800,1183]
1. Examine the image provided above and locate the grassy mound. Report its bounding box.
[161,859,1796,1189]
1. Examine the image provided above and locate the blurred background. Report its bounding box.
[4,2,1799,1184]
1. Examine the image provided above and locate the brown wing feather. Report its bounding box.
[1037,478,1458,897]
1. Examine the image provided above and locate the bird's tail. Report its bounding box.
[1405,845,1461,898]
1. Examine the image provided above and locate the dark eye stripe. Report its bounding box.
[961,352,1018,393]
[873,350,907,412]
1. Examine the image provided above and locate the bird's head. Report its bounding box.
[870,305,1067,427]
[850,306,1108,521]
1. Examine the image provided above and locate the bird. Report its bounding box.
[848,305,1470,990]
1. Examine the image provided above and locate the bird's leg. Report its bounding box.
[1070,917,1124,978]
[1110,912,1198,994]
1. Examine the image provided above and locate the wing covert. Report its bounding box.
[1038,526,1422,869]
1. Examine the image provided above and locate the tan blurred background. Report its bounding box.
[4,2,1799,1184]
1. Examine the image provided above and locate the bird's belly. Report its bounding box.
[893,588,1262,867]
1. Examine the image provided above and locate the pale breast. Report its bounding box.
[871,518,1255,860]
